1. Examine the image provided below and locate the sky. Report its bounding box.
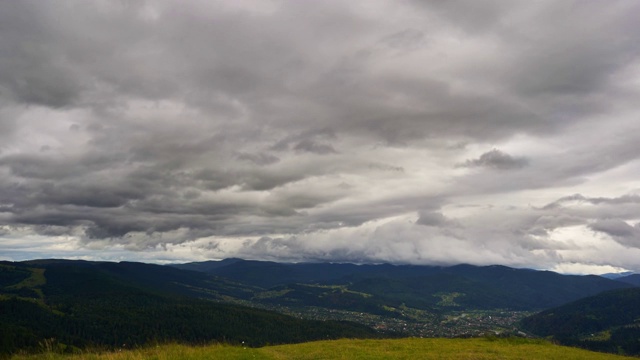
[1,1,640,274]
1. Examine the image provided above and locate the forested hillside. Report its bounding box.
[173,259,632,311]
[520,287,640,355]
[2,258,636,356]
[0,261,376,355]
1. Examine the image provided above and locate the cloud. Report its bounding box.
[460,149,529,170]
[589,219,640,248]
[1,1,640,273]
[292,139,338,155]
[236,152,280,166]
[416,211,459,228]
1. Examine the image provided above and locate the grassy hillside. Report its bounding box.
[9,338,638,360]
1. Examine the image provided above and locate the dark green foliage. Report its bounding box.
[0,264,31,287]
[183,259,630,312]
[174,260,430,288]
[0,298,58,352]
[520,287,640,355]
[257,283,396,316]
[0,261,377,356]
[617,274,640,287]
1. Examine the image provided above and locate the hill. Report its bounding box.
[599,272,634,280]
[519,287,640,355]
[616,274,640,286]
[7,338,638,360]
[172,259,631,311]
[3,258,634,355]
[0,261,377,356]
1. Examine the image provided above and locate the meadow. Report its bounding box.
[9,337,638,360]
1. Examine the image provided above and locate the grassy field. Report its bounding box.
[9,338,638,360]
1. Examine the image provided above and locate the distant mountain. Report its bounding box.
[172,259,632,311]
[173,259,411,288]
[519,287,640,355]
[599,271,635,280]
[170,258,245,273]
[616,274,640,286]
[0,260,377,355]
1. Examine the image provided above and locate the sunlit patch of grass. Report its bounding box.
[11,343,268,360]
[261,338,637,360]
[583,330,612,342]
[9,338,639,360]
[433,292,464,307]
[6,268,47,301]
[8,268,46,290]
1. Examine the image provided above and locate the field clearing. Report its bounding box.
[9,337,637,360]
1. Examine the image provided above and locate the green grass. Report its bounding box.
[7,268,46,290]
[6,267,46,301]
[9,338,638,360]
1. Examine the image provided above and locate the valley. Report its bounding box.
[227,299,531,338]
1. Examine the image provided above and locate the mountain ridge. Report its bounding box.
[169,258,632,310]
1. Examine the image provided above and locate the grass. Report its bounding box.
[7,268,46,290]
[6,267,46,301]
[9,338,638,360]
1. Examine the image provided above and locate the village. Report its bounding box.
[233,299,532,338]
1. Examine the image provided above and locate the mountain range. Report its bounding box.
[1,258,637,356]
[171,259,632,311]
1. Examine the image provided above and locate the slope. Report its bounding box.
[519,287,640,355]
[616,274,640,287]
[174,259,632,311]
[7,338,639,360]
[0,261,377,356]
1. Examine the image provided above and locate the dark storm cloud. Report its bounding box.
[0,2,83,108]
[589,219,640,248]
[505,4,640,99]
[542,194,640,210]
[589,219,636,238]
[415,211,463,234]
[292,140,337,155]
[236,152,280,166]
[460,149,528,170]
[416,212,450,227]
[271,128,338,152]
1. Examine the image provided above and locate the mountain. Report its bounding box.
[519,287,640,355]
[172,259,410,288]
[599,271,635,280]
[172,259,632,311]
[616,274,640,286]
[3,258,634,356]
[170,258,245,273]
[0,260,377,355]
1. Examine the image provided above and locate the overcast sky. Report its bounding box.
[2,1,640,274]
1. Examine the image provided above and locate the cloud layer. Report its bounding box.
[2,0,640,273]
